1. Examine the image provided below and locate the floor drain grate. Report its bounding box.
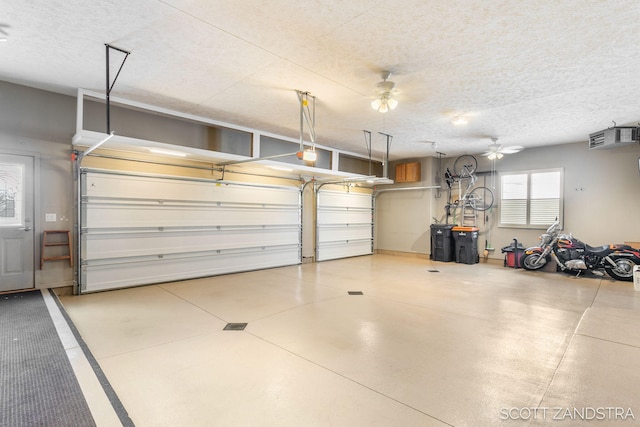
[428,269,440,273]
[348,291,364,295]
[223,323,248,331]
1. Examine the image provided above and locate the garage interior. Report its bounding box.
[2,1,640,426]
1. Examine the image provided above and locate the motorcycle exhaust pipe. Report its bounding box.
[603,256,618,268]
[550,252,566,270]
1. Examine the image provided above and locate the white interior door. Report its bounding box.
[0,153,35,291]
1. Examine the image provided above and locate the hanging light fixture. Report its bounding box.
[371,71,398,113]
[300,145,317,162]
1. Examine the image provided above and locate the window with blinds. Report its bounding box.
[500,169,562,228]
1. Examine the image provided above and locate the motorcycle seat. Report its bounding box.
[610,243,634,251]
[585,244,610,255]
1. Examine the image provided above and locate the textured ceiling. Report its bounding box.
[2,0,640,160]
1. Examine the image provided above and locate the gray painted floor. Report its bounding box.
[60,255,640,426]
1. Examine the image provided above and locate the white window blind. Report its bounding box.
[500,170,562,228]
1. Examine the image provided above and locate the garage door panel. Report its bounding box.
[316,209,372,225]
[317,225,372,242]
[84,203,299,228]
[84,173,299,205]
[317,191,372,209]
[82,245,301,293]
[83,227,300,259]
[317,240,372,261]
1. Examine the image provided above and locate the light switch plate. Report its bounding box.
[45,213,56,222]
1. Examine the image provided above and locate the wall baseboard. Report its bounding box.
[375,249,431,260]
[374,249,509,266]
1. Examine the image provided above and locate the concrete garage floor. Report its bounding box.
[60,255,640,426]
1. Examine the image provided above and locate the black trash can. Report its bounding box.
[451,226,479,264]
[430,224,456,262]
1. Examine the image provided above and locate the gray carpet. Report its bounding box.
[0,290,95,427]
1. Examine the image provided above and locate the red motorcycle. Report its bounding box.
[521,221,640,282]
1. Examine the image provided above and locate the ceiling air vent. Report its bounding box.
[589,127,638,150]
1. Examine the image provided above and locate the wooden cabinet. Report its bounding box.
[395,162,421,183]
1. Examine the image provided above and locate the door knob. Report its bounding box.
[19,226,32,231]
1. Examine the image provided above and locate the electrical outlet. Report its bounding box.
[45,213,57,222]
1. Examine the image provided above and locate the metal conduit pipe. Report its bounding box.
[374,185,440,198]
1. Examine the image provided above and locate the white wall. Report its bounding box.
[0,81,76,288]
[375,188,433,253]
[374,158,437,253]
[375,142,640,258]
[488,142,640,248]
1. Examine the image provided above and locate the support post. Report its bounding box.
[378,132,393,179]
[296,90,317,151]
[105,44,131,134]
[363,130,372,176]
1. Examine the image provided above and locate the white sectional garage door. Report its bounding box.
[79,169,301,293]
[316,190,373,261]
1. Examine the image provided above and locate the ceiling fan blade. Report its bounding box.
[500,145,524,154]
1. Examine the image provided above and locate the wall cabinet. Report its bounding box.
[395,162,421,183]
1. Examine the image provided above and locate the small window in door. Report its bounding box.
[0,163,24,225]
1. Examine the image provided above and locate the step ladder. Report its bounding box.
[462,202,477,226]
[41,230,73,269]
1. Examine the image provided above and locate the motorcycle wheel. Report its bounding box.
[521,253,548,270]
[604,257,637,282]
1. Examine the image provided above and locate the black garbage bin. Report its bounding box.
[430,224,456,262]
[451,226,479,264]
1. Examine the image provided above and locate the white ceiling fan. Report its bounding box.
[371,71,399,113]
[481,138,524,159]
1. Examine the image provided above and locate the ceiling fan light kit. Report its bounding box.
[482,138,524,159]
[371,71,398,113]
